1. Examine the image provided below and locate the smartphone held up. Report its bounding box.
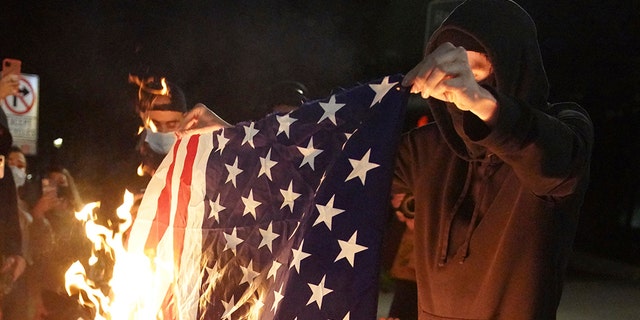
[1,58,22,77]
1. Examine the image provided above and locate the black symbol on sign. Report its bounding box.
[13,87,30,107]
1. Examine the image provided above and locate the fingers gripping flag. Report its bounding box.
[126,75,408,320]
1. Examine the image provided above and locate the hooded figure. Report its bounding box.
[393,0,593,319]
[0,108,22,282]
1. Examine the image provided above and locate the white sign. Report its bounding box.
[0,73,39,155]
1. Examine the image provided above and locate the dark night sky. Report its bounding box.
[2,0,639,260]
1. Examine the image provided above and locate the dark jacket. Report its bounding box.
[392,0,594,319]
[0,108,22,258]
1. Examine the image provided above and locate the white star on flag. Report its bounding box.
[306,275,333,309]
[225,157,243,187]
[335,231,368,267]
[239,260,260,285]
[258,148,277,180]
[297,137,323,170]
[241,189,261,219]
[276,113,297,138]
[259,222,280,253]
[280,180,301,212]
[346,149,379,184]
[313,195,345,230]
[242,122,260,148]
[290,240,311,274]
[208,193,225,222]
[369,76,398,107]
[223,227,243,254]
[204,261,223,286]
[318,95,345,125]
[272,284,285,312]
[221,295,236,320]
[215,130,230,154]
[267,260,282,281]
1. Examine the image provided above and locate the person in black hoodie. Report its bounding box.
[391,0,593,319]
[0,84,26,317]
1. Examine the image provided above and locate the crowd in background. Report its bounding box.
[1,76,91,318]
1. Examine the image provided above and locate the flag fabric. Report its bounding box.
[126,74,408,320]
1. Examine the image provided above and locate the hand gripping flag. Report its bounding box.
[126,74,407,320]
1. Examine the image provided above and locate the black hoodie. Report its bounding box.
[0,108,22,258]
[393,0,593,319]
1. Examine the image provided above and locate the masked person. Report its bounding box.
[390,0,593,319]
[134,80,188,177]
[6,146,30,264]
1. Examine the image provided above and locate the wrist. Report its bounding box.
[471,87,498,126]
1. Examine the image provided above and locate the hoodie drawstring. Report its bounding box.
[458,207,479,264]
[457,154,501,264]
[438,162,473,267]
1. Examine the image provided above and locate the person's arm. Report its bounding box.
[27,193,56,261]
[476,96,593,198]
[402,42,593,197]
[175,103,232,138]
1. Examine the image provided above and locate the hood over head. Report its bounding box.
[424,0,549,160]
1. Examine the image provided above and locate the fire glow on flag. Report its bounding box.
[126,74,408,320]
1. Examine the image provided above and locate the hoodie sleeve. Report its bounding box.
[474,90,593,198]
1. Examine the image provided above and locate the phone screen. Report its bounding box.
[41,178,57,196]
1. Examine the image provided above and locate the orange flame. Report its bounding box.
[65,191,266,319]
[129,75,170,119]
[128,75,169,97]
[65,191,168,320]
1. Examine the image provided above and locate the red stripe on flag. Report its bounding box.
[144,141,180,253]
[156,136,200,320]
[172,135,200,268]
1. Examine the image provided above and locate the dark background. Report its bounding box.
[1,0,639,265]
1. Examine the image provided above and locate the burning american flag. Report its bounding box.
[124,74,407,319]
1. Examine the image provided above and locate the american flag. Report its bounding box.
[126,74,407,320]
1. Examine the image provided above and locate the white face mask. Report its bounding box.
[144,128,177,154]
[10,165,26,188]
